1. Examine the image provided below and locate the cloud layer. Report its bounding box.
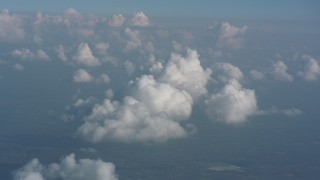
[14,154,118,180]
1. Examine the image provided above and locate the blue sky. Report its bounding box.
[2,0,320,20]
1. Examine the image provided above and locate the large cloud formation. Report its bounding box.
[78,75,193,143]
[13,153,118,180]
[77,49,211,143]
[206,79,257,124]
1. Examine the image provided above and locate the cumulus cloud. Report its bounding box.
[95,42,109,55]
[298,55,320,81]
[250,69,265,80]
[0,9,25,42]
[123,28,143,51]
[108,14,125,27]
[77,75,194,143]
[218,22,247,48]
[124,60,135,76]
[74,43,100,67]
[13,63,24,70]
[73,69,93,83]
[272,61,293,82]
[131,12,149,27]
[160,49,212,98]
[11,49,50,61]
[256,106,302,117]
[63,8,83,26]
[56,45,68,62]
[96,73,111,84]
[13,153,118,180]
[216,62,244,82]
[206,79,257,124]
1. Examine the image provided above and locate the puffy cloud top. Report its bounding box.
[299,55,320,81]
[108,14,125,27]
[272,61,293,82]
[73,69,93,83]
[161,49,212,98]
[218,22,247,48]
[78,75,193,143]
[131,12,149,27]
[0,9,25,42]
[74,43,100,67]
[216,62,244,82]
[206,79,257,124]
[13,153,118,180]
[11,49,49,61]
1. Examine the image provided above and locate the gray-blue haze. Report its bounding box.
[1,18,320,179]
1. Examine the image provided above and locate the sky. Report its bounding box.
[2,0,320,20]
[1,1,320,180]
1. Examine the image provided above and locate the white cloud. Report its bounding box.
[298,55,320,81]
[272,61,293,82]
[124,60,135,76]
[108,14,125,27]
[13,63,24,70]
[63,8,83,26]
[95,42,109,55]
[73,69,93,83]
[131,12,149,27]
[256,106,302,117]
[96,73,111,84]
[250,69,265,80]
[74,43,100,67]
[160,49,212,98]
[11,49,50,61]
[149,61,163,73]
[218,22,247,48]
[105,89,114,99]
[123,28,142,51]
[216,62,244,82]
[0,9,25,42]
[36,50,50,60]
[56,45,68,62]
[206,79,257,124]
[77,75,194,143]
[74,97,97,107]
[13,153,118,180]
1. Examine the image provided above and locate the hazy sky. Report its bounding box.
[2,1,320,179]
[2,0,320,19]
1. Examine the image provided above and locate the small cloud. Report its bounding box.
[218,22,247,48]
[73,43,100,67]
[298,55,320,81]
[256,106,302,117]
[131,12,150,27]
[123,28,142,51]
[272,61,293,82]
[73,69,93,83]
[13,63,24,70]
[250,69,265,80]
[11,48,50,61]
[0,9,25,42]
[216,62,244,82]
[108,14,125,27]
